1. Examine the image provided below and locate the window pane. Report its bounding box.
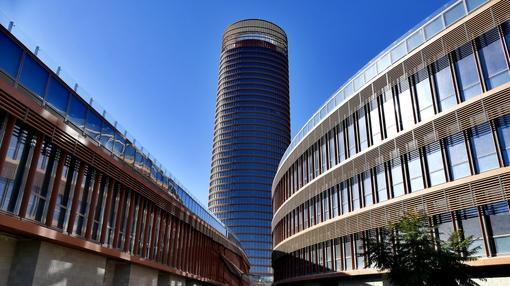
[67,95,86,129]
[100,123,115,151]
[444,2,466,26]
[424,16,444,39]
[19,55,48,97]
[347,116,356,157]
[484,202,510,255]
[466,0,486,11]
[497,114,510,166]
[351,176,360,210]
[375,165,387,202]
[458,207,485,257]
[382,89,397,137]
[433,56,457,112]
[397,79,415,130]
[0,32,22,77]
[45,77,69,115]
[469,122,499,173]
[337,124,346,163]
[340,182,349,214]
[414,68,435,121]
[445,132,471,180]
[453,43,482,102]
[433,213,454,242]
[362,170,373,206]
[358,107,368,151]
[407,150,424,192]
[503,21,510,55]
[85,110,103,141]
[477,28,510,90]
[391,158,405,198]
[369,99,382,144]
[425,141,446,187]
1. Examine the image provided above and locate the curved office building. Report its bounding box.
[209,20,290,282]
[272,0,510,285]
[0,13,249,286]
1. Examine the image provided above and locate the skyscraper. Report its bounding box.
[209,19,290,283]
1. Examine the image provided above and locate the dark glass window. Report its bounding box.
[458,207,485,257]
[343,236,352,270]
[84,110,103,141]
[433,213,454,242]
[407,150,424,192]
[503,21,510,55]
[453,43,482,101]
[113,132,125,157]
[328,130,336,168]
[331,187,339,217]
[484,202,510,255]
[469,122,499,173]
[67,95,86,129]
[414,68,435,121]
[476,28,510,89]
[497,114,510,166]
[340,182,349,214]
[445,132,471,180]
[0,32,22,77]
[425,141,446,186]
[19,55,48,97]
[432,56,457,112]
[45,77,69,115]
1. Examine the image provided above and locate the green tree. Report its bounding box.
[365,212,481,286]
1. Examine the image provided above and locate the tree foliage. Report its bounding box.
[365,213,481,286]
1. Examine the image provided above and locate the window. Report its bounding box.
[425,141,446,187]
[0,32,22,77]
[53,156,79,230]
[362,170,373,206]
[336,124,346,162]
[396,79,415,130]
[85,110,103,141]
[432,56,457,112]
[497,114,510,166]
[407,150,424,192]
[320,138,327,173]
[343,236,352,270]
[469,122,499,173]
[351,176,360,210]
[358,107,368,150]
[309,197,315,226]
[476,28,510,90]
[19,55,48,97]
[26,140,58,222]
[323,190,330,220]
[340,182,349,215]
[313,143,320,177]
[382,89,397,137]
[45,77,69,115]
[458,207,485,257]
[67,95,86,130]
[453,43,482,102]
[390,158,405,198]
[0,124,34,213]
[334,238,341,271]
[331,186,339,218]
[413,68,435,121]
[354,233,365,269]
[347,116,356,157]
[375,165,388,202]
[504,21,510,54]
[484,202,510,255]
[433,213,454,242]
[100,123,115,151]
[445,132,471,180]
[369,99,382,144]
[328,130,336,168]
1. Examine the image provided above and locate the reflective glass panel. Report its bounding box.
[477,28,510,89]
[453,43,482,102]
[390,158,405,198]
[425,141,446,186]
[67,95,86,129]
[445,132,471,180]
[484,202,510,255]
[469,122,499,173]
[19,55,48,97]
[0,32,22,77]
[407,150,424,192]
[414,68,435,121]
[433,56,457,112]
[497,114,510,166]
[45,77,69,115]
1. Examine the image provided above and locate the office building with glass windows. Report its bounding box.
[0,12,250,286]
[272,0,510,285]
[209,19,290,284]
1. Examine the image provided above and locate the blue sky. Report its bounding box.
[0,0,448,206]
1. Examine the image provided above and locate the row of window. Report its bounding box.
[274,22,510,211]
[0,115,225,279]
[274,114,510,244]
[274,201,510,281]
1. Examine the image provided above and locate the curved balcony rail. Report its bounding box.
[278,0,488,172]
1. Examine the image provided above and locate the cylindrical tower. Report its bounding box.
[209,19,290,283]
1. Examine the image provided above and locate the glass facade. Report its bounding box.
[273,3,510,283]
[209,20,290,280]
